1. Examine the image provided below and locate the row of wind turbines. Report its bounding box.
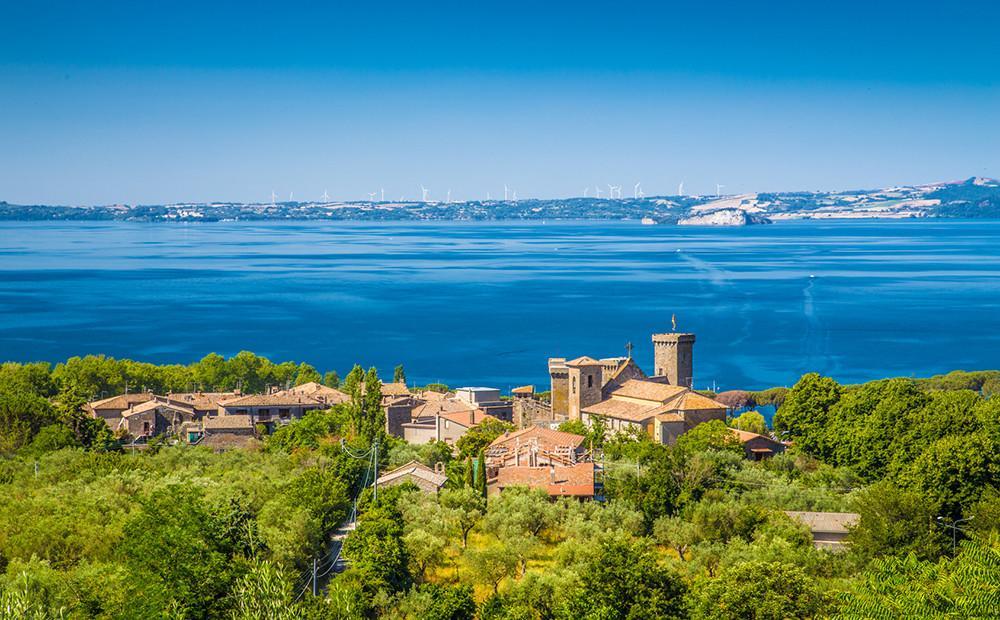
[268,182,729,206]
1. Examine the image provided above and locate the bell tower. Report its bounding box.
[651,332,695,387]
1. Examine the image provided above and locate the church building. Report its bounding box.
[547,330,726,445]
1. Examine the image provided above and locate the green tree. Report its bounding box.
[440,488,485,549]
[654,515,702,561]
[393,365,407,384]
[324,370,340,389]
[676,420,744,455]
[294,362,322,386]
[475,449,487,498]
[691,560,829,620]
[465,543,518,594]
[848,481,948,562]
[456,418,513,459]
[561,535,687,620]
[230,560,298,620]
[730,410,768,435]
[391,584,476,620]
[773,373,843,459]
[23,424,79,455]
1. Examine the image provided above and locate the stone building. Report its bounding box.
[580,379,726,445]
[375,461,448,493]
[730,429,787,460]
[215,393,326,428]
[118,399,196,439]
[86,393,157,430]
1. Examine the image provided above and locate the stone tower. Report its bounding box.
[565,356,603,421]
[651,332,695,387]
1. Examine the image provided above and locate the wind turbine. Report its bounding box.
[678,182,684,197]
[380,188,385,202]
[270,191,277,207]
[584,187,589,198]
[446,189,452,204]
[289,192,294,202]
[420,185,429,202]
[322,189,330,203]
[504,184,509,201]
[368,191,377,202]
[608,184,615,199]
[716,184,725,198]
[595,186,603,199]
[634,182,641,199]
[512,190,518,202]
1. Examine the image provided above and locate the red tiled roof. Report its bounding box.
[609,379,689,403]
[218,394,323,407]
[493,463,595,497]
[490,426,585,451]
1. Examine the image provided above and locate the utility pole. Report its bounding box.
[312,557,318,596]
[937,516,974,556]
[373,439,379,504]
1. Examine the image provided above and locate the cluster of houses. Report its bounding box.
[85,329,785,489]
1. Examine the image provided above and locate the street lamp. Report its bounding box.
[936,516,974,555]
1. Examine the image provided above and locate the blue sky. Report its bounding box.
[2,0,998,204]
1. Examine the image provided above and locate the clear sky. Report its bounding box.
[2,0,998,204]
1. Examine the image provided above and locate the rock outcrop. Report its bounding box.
[678,208,772,226]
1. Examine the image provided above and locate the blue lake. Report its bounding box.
[1,219,998,391]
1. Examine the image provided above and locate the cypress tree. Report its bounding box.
[475,448,487,497]
[464,457,474,488]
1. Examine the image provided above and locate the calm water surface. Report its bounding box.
[1,219,998,391]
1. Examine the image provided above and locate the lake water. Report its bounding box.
[1,219,998,391]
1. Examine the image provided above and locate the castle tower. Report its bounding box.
[651,332,695,387]
[565,356,603,421]
[548,358,569,418]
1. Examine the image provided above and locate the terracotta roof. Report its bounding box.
[490,426,585,451]
[582,398,666,423]
[87,393,155,411]
[122,399,195,417]
[674,392,727,411]
[376,461,448,488]
[493,463,596,497]
[203,415,254,430]
[165,392,238,411]
[565,356,602,367]
[439,410,497,428]
[655,412,685,423]
[412,398,476,419]
[609,379,689,403]
[279,382,350,404]
[381,382,411,396]
[784,511,860,534]
[218,394,323,407]
[511,385,534,395]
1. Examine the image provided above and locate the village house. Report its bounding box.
[730,428,788,460]
[486,426,588,468]
[85,392,157,430]
[485,426,600,500]
[383,385,511,445]
[785,511,860,551]
[275,381,350,406]
[402,409,500,445]
[117,399,196,439]
[375,461,448,493]
[215,393,326,428]
[165,391,239,417]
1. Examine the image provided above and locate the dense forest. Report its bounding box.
[1,354,999,618]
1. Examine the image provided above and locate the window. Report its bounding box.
[143,421,150,434]
[587,374,593,388]
[572,377,577,392]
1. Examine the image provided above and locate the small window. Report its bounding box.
[587,374,593,388]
